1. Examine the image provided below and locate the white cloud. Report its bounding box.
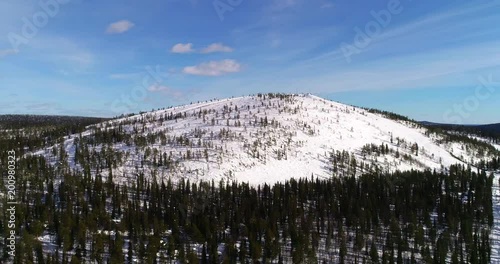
[183,59,241,76]
[0,49,18,58]
[148,84,172,92]
[201,43,234,53]
[147,84,187,99]
[171,43,195,53]
[106,20,135,34]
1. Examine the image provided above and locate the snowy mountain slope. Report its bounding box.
[491,173,500,263]
[30,93,499,185]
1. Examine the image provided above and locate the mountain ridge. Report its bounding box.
[29,93,499,185]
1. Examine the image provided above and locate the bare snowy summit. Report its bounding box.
[31,93,499,185]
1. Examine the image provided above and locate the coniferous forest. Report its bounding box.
[0,115,497,263]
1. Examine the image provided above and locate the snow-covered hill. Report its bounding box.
[491,173,500,263]
[30,93,499,185]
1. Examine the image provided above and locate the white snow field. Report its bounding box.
[30,94,497,186]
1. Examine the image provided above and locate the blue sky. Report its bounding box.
[0,0,499,124]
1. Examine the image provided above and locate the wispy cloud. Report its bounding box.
[284,41,500,93]
[0,49,18,58]
[310,2,500,63]
[109,73,140,80]
[380,2,500,41]
[147,84,195,100]
[201,43,233,53]
[183,59,241,76]
[58,53,94,67]
[271,0,299,11]
[23,36,95,70]
[171,43,195,53]
[148,84,172,92]
[26,102,61,112]
[106,20,135,34]
[320,2,334,9]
